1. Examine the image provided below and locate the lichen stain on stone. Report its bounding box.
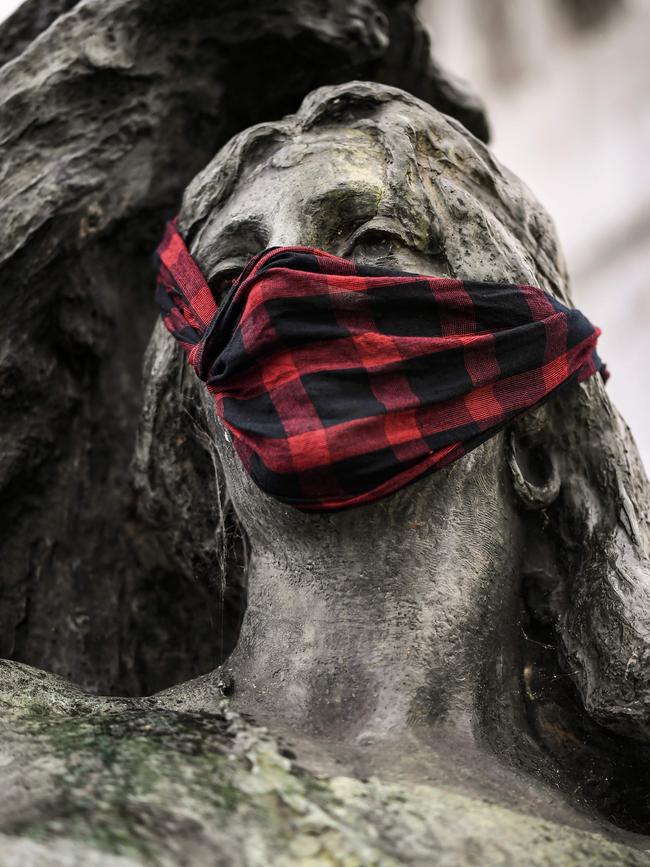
[1,694,647,866]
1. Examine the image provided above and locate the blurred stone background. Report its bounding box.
[422,0,650,466]
[0,0,20,23]
[1,0,647,464]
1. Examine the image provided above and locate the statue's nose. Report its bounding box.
[266,225,305,250]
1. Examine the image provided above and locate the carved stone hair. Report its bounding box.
[177,81,570,305]
[135,82,650,819]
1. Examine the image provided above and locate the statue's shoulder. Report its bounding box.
[0,659,94,719]
[149,663,232,714]
[0,659,647,866]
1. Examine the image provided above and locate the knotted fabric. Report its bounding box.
[155,221,605,512]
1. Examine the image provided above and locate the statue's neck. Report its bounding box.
[226,489,522,750]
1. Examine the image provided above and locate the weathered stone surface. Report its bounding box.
[2,3,649,862]
[3,80,647,864]
[1,660,648,867]
[0,0,486,696]
[0,0,78,67]
[134,80,650,849]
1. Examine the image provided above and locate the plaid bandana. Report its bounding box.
[155,221,605,512]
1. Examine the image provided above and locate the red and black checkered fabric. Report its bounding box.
[156,221,605,512]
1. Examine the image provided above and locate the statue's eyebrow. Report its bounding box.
[199,217,269,283]
[303,186,382,244]
[210,218,268,253]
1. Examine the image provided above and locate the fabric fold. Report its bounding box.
[156,221,605,512]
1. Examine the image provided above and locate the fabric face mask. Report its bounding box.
[155,221,605,512]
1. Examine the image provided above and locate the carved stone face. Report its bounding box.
[194,131,448,291]
[173,86,570,753]
[141,83,650,824]
[205,129,510,526]
[181,85,561,553]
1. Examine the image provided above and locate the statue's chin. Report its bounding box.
[214,414,509,550]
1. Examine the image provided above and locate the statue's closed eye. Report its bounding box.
[346,225,406,259]
[209,262,245,301]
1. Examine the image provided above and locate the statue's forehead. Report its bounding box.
[242,129,387,187]
[217,131,389,226]
[189,108,557,292]
[271,127,381,161]
[201,114,488,238]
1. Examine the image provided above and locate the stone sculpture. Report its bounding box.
[0,0,488,697]
[1,3,649,865]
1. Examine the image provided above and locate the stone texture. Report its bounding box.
[1,660,648,867]
[134,80,650,849]
[2,3,650,863]
[0,0,487,696]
